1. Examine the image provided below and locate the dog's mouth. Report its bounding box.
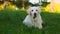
[33,13,37,19]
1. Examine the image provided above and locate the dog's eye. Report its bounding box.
[31,10,33,12]
[36,10,38,11]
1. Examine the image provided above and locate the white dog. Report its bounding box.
[23,6,43,29]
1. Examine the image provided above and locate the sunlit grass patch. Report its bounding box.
[0,4,4,10]
[0,2,18,10]
[44,3,60,13]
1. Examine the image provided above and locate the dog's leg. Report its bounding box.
[37,15,43,29]
[23,15,33,27]
[38,23,42,29]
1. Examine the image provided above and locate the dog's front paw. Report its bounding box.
[38,25,42,29]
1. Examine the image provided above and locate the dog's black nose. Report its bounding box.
[33,13,37,19]
[34,13,36,16]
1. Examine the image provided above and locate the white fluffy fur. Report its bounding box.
[23,6,43,29]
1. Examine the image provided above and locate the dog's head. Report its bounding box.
[27,6,41,18]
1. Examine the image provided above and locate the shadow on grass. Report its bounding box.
[0,10,60,34]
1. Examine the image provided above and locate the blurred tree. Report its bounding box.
[0,1,4,4]
[22,0,25,10]
[0,0,30,10]
[15,0,28,10]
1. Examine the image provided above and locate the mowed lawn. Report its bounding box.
[0,9,60,34]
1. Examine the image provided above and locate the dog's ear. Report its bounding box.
[38,7,41,14]
[27,8,31,15]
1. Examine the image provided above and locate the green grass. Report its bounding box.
[0,9,60,34]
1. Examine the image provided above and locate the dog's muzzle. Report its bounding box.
[33,13,37,19]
